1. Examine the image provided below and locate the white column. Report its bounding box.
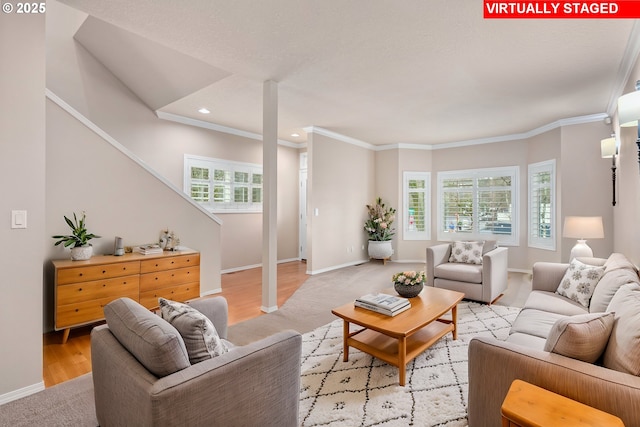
[261,80,278,313]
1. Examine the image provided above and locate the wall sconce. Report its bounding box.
[601,136,617,206]
[617,80,640,172]
[563,216,604,260]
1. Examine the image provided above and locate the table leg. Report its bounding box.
[342,320,350,362]
[398,336,407,386]
[452,304,458,340]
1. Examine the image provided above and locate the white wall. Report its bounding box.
[307,132,375,273]
[0,10,46,402]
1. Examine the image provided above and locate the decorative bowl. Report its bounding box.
[394,281,424,298]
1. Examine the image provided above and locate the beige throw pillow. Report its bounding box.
[556,259,605,308]
[449,241,483,265]
[544,312,614,363]
[603,283,640,375]
[159,298,229,364]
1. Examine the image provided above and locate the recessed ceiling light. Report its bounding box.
[198,108,210,114]
[291,133,300,137]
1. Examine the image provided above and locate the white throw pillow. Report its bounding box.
[544,312,614,363]
[556,259,605,308]
[159,298,229,364]
[449,241,484,265]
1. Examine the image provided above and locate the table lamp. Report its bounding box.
[563,216,604,260]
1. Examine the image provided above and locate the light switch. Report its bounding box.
[11,210,27,229]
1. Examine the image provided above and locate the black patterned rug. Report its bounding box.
[299,302,520,427]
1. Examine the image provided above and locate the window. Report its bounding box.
[528,160,555,250]
[437,166,519,245]
[403,172,430,240]
[184,155,263,212]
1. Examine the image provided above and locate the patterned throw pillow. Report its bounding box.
[449,241,484,264]
[556,259,605,308]
[159,298,229,364]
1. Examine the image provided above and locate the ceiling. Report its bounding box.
[58,0,639,146]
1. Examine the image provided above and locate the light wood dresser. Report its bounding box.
[53,249,200,343]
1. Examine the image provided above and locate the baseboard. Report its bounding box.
[221,258,301,274]
[261,305,278,313]
[508,268,532,274]
[200,288,222,297]
[308,259,370,275]
[0,381,45,405]
[393,259,427,264]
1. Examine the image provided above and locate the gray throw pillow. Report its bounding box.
[556,259,605,308]
[159,298,229,364]
[544,312,614,363]
[104,297,190,377]
[603,283,640,375]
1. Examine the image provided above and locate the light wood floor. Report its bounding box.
[42,261,309,388]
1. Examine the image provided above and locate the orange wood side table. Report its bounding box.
[501,379,625,427]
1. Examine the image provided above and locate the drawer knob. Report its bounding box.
[78,288,82,292]
[102,270,106,274]
[75,309,79,312]
[103,284,106,287]
[79,273,83,277]
[171,261,175,264]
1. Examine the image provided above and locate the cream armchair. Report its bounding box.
[426,240,508,304]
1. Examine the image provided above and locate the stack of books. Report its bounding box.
[355,293,411,316]
[134,244,163,255]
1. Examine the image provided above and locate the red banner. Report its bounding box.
[484,1,640,18]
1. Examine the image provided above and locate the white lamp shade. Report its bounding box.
[618,90,640,127]
[563,216,604,239]
[600,137,616,158]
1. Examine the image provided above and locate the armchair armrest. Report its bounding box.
[426,244,451,287]
[481,247,508,303]
[468,336,640,427]
[188,296,228,339]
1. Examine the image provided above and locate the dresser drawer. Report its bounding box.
[57,275,139,305]
[57,261,141,285]
[139,266,200,291]
[140,254,200,274]
[56,291,139,329]
[139,282,200,309]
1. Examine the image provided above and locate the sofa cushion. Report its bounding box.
[523,291,588,316]
[604,252,639,274]
[509,308,568,340]
[543,312,614,363]
[590,268,640,313]
[449,241,483,264]
[104,297,190,377]
[435,262,483,284]
[603,283,640,375]
[555,259,605,308]
[505,332,547,351]
[159,298,229,364]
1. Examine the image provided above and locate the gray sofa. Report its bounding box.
[468,253,640,427]
[91,296,302,427]
[426,240,508,304]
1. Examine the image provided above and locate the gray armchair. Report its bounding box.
[91,296,302,427]
[426,240,508,304]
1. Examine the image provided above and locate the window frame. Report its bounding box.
[437,166,519,245]
[528,159,556,250]
[184,154,263,213]
[402,171,431,241]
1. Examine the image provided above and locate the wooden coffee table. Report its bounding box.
[331,286,464,386]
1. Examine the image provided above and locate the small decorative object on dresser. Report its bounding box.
[52,211,101,261]
[392,270,426,298]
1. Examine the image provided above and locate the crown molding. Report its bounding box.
[302,126,376,150]
[157,111,305,149]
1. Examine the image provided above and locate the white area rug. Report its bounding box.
[299,302,520,426]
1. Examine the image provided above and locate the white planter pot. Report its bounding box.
[368,240,394,260]
[70,245,93,261]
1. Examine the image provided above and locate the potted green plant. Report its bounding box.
[52,212,101,260]
[364,197,396,260]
